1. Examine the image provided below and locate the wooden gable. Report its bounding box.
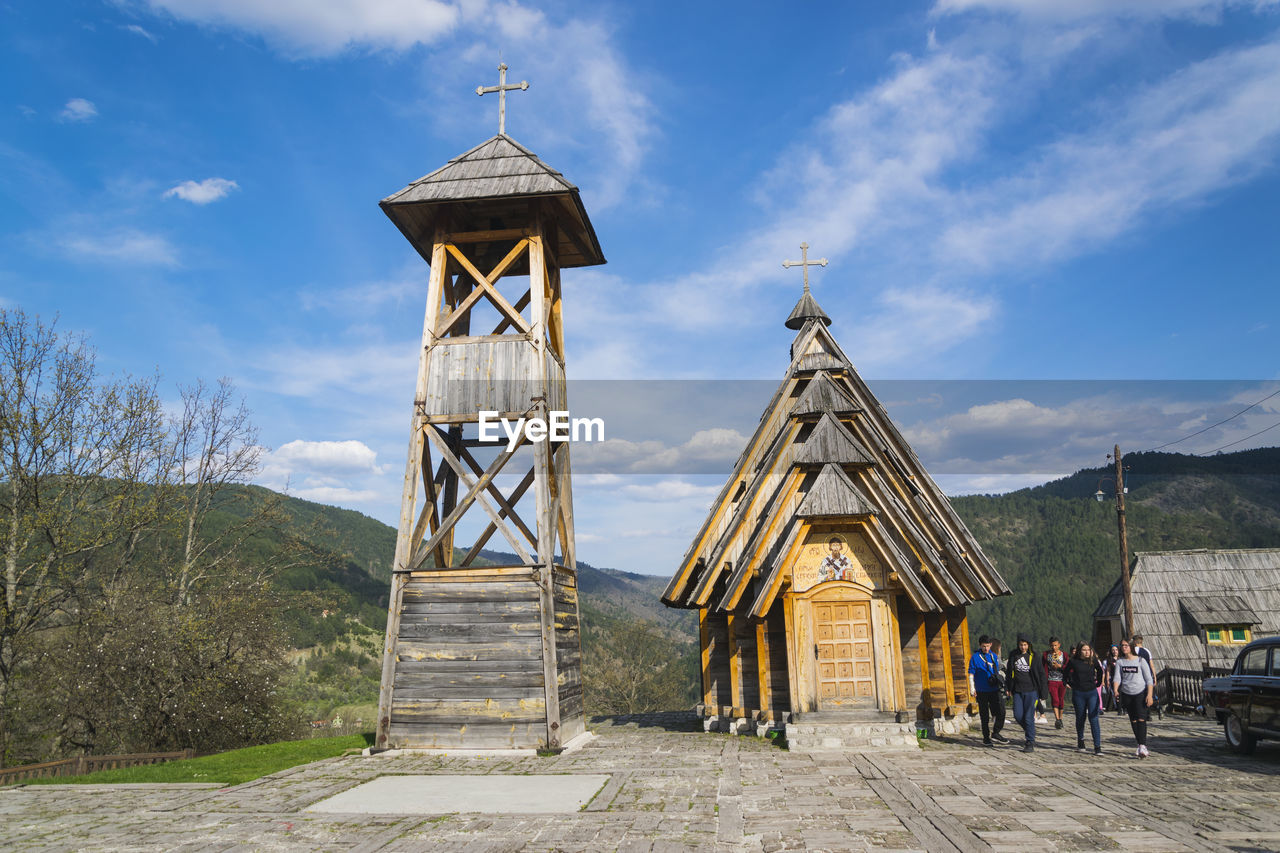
[663,316,1010,616]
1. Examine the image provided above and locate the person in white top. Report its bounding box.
[1113,639,1155,757]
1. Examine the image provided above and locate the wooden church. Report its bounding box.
[662,251,1010,731]
[374,67,600,751]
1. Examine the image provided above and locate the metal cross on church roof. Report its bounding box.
[782,242,828,292]
[476,63,529,136]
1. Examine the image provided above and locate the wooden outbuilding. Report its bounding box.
[1092,548,1280,673]
[374,127,604,751]
[661,275,1010,729]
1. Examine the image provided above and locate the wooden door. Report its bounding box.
[814,599,875,707]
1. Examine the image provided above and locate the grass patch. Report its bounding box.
[19,734,373,787]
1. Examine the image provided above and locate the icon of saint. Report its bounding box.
[819,536,854,582]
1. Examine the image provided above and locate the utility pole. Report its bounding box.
[1114,444,1135,638]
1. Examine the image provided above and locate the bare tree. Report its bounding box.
[167,378,266,605]
[0,310,166,764]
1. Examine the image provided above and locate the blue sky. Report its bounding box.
[3,0,1279,575]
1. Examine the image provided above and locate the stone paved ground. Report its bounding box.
[2,710,1278,852]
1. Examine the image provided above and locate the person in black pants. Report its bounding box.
[1005,633,1048,753]
[1062,641,1106,754]
[967,634,1008,746]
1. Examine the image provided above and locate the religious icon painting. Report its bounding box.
[791,527,882,592]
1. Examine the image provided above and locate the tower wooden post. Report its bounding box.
[374,131,605,751]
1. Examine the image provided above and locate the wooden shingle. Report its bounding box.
[796,464,878,518]
[795,413,875,467]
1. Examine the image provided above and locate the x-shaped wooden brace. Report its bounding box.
[435,240,533,338]
[408,423,533,570]
[408,436,453,569]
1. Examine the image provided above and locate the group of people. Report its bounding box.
[967,632,1159,757]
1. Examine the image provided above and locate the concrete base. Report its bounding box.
[306,774,611,815]
[921,712,977,737]
[786,710,920,751]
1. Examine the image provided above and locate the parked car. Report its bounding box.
[1202,635,1280,754]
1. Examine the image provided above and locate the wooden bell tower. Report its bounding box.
[374,72,605,750]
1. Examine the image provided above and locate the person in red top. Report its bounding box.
[1042,637,1067,729]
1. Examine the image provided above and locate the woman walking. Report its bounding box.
[1112,639,1155,757]
[1063,642,1105,754]
[1005,634,1048,753]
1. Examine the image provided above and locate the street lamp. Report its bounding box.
[1096,446,1134,638]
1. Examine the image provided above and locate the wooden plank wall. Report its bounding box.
[390,577,546,748]
[946,607,970,711]
[897,598,930,720]
[422,341,567,417]
[553,570,585,743]
[704,610,733,712]
[763,606,791,717]
[924,612,951,713]
[734,617,760,715]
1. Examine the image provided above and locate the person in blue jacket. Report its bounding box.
[967,634,1008,746]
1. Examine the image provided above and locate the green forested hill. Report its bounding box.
[230,446,1278,713]
[956,447,1280,646]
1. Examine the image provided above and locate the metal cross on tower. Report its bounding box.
[782,242,828,292]
[476,62,529,135]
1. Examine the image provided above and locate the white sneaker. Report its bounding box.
[1139,745,1149,757]
[1135,747,1143,758]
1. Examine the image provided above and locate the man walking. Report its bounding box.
[968,634,1008,746]
[1005,634,1048,753]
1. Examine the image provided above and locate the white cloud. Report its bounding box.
[288,485,382,504]
[164,177,239,204]
[59,98,97,122]
[933,0,1278,23]
[242,339,413,398]
[58,228,179,265]
[136,2,655,211]
[140,0,459,55]
[933,473,1067,495]
[269,439,386,475]
[618,479,722,503]
[571,427,749,474]
[939,38,1280,270]
[123,24,159,42]
[299,265,421,314]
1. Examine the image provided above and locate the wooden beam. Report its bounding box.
[492,290,532,336]
[443,226,529,243]
[417,425,532,567]
[408,427,526,570]
[756,619,772,718]
[377,232,447,749]
[460,468,536,566]
[783,594,799,714]
[444,242,532,336]
[458,445,538,547]
[435,239,529,337]
[727,612,742,716]
[526,212,562,749]
[699,608,713,709]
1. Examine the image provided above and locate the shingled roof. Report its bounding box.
[1093,549,1280,671]
[380,134,605,268]
[662,312,1010,616]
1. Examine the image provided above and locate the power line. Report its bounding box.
[1198,418,1280,455]
[1146,386,1280,452]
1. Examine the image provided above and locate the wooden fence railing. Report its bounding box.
[1157,666,1231,713]
[0,749,195,785]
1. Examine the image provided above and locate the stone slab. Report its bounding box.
[304,773,611,815]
